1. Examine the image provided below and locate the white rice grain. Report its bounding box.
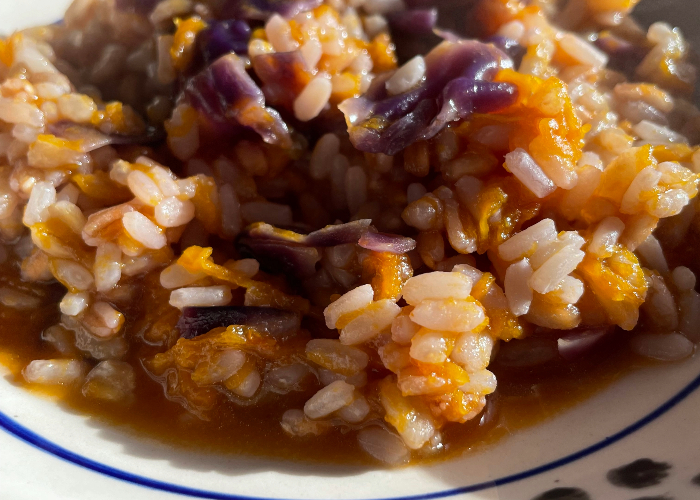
[451,332,494,372]
[337,394,370,423]
[231,367,262,398]
[505,148,556,198]
[94,242,122,292]
[636,235,669,274]
[304,379,355,419]
[551,276,585,304]
[651,189,690,218]
[679,290,700,342]
[169,286,232,308]
[306,339,369,375]
[155,197,195,228]
[386,56,426,96]
[528,245,585,294]
[300,39,323,70]
[48,201,85,235]
[23,359,85,385]
[229,259,259,278]
[267,363,312,393]
[56,183,80,204]
[340,300,401,345]
[646,274,679,331]
[294,76,331,122]
[391,311,421,345]
[199,350,246,385]
[504,258,534,316]
[23,181,56,226]
[588,216,625,257]
[281,409,329,437]
[57,94,97,123]
[122,211,167,249]
[497,21,525,43]
[160,263,206,289]
[633,120,686,144]
[310,134,340,180]
[402,271,473,305]
[410,299,485,332]
[621,166,663,214]
[265,14,298,52]
[409,329,450,364]
[51,259,94,292]
[0,98,45,128]
[529,232,586,271]
[93,302,124,331]
[630,332,694,361]
[12,124,41,143]
[0,288,41,309]
[13,43,58,75]
[672,267,696,291]
[558,33,608,68]
[323,284,374,329]
[498,218,557,261]
[127,170,164,206]
[363,15,389,38]
[59,292,90,316]
[82,360,135,402]
[452,264,484,283]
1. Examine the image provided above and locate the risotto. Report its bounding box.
[0,0,699,465]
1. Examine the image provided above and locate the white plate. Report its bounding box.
[2,2,700,500]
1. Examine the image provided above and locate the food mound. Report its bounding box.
[1,0,700,465]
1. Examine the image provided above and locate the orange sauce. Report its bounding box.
[0,259,651,466]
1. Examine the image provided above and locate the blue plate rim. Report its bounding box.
[1,368,699,500]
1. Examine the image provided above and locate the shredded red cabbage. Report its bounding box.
[338,39,517,155]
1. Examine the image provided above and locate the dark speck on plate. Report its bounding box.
[530,487,591,500]
[692,473,700,486]
[607,459,672,489]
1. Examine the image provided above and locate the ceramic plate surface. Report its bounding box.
[1,2,700,500]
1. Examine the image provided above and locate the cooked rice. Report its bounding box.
[1,0,700,465]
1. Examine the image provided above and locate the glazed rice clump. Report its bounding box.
[2,0,700,464]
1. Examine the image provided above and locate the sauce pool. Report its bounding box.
[0,261,652,466]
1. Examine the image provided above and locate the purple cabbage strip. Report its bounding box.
[48,122,164,151]
[245,223,306,244]
[386,9,438,36]
[358,231,416,254]
[237,237,321,278]
[198,20,251,63]
[177,306,302,339]
[219,0,323,20]
[185,53,293,148]
[245,220,372,247]
[338,40,517,155]
[304,220,372,247]
[237,220,372,278]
